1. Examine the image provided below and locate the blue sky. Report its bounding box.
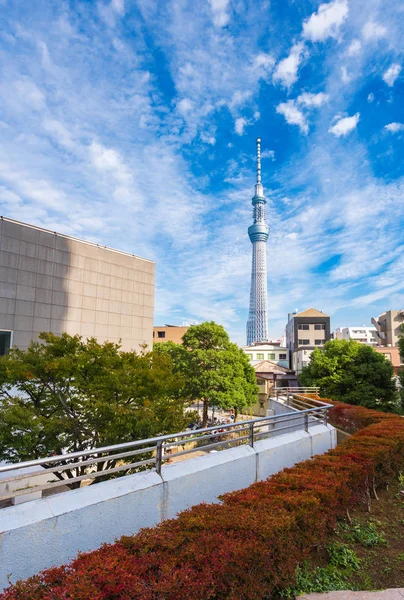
[0,0,403,345]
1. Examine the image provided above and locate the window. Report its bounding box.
[0,331,12,356]
[279,353,287,360]
[298,324,310,330]
[315,339,323,345]
[268,353,275,360]
[245,353,253,359]
[256,353,264,359]
[314,324,325,330]
[298,339,310,345]
[157,331,166,338]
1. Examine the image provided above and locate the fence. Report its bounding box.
[0,393,331,505]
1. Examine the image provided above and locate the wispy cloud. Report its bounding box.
[276,100,308,133]
[382,63,401,87]
[0,0,402,346]
[273,43,306,89]
[385,122,404,133]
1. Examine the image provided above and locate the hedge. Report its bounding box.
[1,400,404,600]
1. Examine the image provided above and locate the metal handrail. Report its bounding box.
[0,393,332,503]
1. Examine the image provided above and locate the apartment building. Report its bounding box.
[0,217,154,353]
[371,310,404,347]
[242,342,290,369]
[334,326,378,345]
[286,308,331,374]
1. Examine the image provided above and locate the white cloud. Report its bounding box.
[14,78,45,110]
[297,91,329,108]
[229,90,252,109]
[340,66,351,83]
[367,93,374,103]
[261,149,275,160]
[177,98,194,114]
[200,132,216,145]
[276,101,308,134]
[235,117,247,135]
[347,39,361,56]
[252,53,275,71]
[90,141,131,185]
[328,113,360,137]
[362,21,387,41]
[111,0,125,15]
[273,43,305,88]
[385,122,404,133]
[209,0,230,28]
[302,0,348,42]
[382,63,401,87]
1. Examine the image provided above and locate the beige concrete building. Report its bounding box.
[371,310,404,347]
[153,325,189,344]
[374,346,403,375]
[0,217,154,353]
[286,308,331,374]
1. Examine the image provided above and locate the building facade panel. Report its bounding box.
[0,217,154,353]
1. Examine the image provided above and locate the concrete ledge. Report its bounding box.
[161,445,257,519]
[0,424,335,590]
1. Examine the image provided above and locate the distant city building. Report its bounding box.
[286,308,331,374]
[251,360,298,416]
[371,310,404,347]
[242,342,289,369]
[334,326,378,345]
[246,138,269,345]
[374,346,403,375]
[153,325,189,344]
[0,217,154,354]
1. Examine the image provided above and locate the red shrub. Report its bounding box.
[2,401,404,600]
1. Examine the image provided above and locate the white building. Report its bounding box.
[334,327,378,346]
[242,342,289,369]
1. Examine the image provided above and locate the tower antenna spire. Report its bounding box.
[256,137,261,185]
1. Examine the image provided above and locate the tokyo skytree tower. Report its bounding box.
[246,138,269,345]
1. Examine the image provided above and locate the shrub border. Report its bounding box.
[2,400,404,600]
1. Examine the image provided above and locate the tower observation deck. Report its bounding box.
[246,138,269,345]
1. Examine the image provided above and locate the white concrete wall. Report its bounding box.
[0,424,336,591]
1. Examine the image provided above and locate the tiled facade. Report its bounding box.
[0,217,154,352]
[153,325,189,344]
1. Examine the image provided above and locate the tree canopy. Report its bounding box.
[299,339,398,412]
[0,333,191,486]
[155,321,258,426]
[398,325,404,411]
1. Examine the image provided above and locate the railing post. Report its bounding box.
[304,413,309,433]
[249,422,254,447]
[324,409,328,426]
[156,441,163,475]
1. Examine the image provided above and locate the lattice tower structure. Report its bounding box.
[246,138,269,345]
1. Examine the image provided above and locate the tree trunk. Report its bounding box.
[202,400,209,428]
[234,407,238,422]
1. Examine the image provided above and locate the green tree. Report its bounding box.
[166,321,258,426]
[299,339,398,411]
[398,325,404,411]
[0,333,189,487]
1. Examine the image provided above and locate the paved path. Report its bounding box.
[298,590,404,600]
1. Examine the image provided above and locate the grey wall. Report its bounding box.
[0,218,154,351]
